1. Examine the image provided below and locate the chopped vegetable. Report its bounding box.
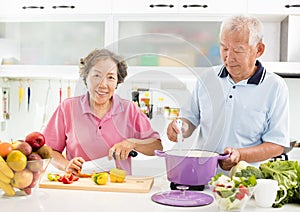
[92,172,109,185]
[47,172,79,184]
[47,173,61,181]
[228,161,251,178]
[235,166,264,179]
[209,173,256,210]
[110,168,126,183]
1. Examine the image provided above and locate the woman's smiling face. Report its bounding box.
[86,58,118,106]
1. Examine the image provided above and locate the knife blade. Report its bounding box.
[80,156,115,174]
[80,150,138,174]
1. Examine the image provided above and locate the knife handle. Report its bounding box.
[112,150,138,159]
[129,150,138,157]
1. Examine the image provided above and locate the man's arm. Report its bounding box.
[219,142,284,170]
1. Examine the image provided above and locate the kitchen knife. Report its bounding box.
[80,150,138,174]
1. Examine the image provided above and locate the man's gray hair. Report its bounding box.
[220,15,263,46]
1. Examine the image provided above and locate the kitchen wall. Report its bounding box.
[0,78,78,141]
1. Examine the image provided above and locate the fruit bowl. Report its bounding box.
[210,184,255,211]
[0,158,51,198]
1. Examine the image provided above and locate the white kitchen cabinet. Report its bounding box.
[178,0,247,15]
[112,0,178,14]
[47,0,112,15]
[116,19,222,67]
[112,0,247,15]
[248,0,300,16]
[0,0,111,18]
[0,21,106,65]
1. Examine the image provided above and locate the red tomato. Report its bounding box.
[238,185,249,195]
[235,192,245,200]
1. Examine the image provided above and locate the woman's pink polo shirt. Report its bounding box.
[43,92,160,174]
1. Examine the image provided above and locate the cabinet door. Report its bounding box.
[178,0,247,14]
[248,0,300,15]
[0,0,111,18]
[117,21,222,67]
[0,0,47,17]
[112,0,179,14]
[0,21,105,65]
[49,0,112,15]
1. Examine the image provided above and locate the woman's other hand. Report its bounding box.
[109,140,136,160]
[65,157,85,176]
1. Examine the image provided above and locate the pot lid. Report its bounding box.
[151,190,213,207]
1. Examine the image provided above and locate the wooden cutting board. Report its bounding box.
[39,176,154,193]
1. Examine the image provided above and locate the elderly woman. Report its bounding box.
[43,49,162,175]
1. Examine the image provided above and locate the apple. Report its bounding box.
[29,171,41,188]
[25,132,45,151]
[12,168,33,189]
[27,152,43,172]
[13,140,32,156]
[23,187,32,195]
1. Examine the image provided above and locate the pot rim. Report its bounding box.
[156,149,226,158]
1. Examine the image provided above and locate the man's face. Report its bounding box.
[220,28,263,82]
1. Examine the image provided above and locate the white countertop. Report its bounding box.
[0,167,299,212]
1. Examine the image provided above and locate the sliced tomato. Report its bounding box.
[238,185,249,195]
[235,192,245,200]
[59,171,79,184]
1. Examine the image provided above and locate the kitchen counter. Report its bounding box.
[0,169,299,212]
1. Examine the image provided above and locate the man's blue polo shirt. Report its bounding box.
[183,60,290,154]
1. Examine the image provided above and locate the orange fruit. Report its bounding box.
[0,142,13,157]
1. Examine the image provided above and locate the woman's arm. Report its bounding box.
[109,138,162,160]
[50,150,85,175]
[129,138,163,156]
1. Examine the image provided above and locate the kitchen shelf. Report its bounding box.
[1,62,300,80]
[264,62,300,78]
[0,65,79,80]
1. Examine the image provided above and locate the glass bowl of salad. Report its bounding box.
[209,173,256,211]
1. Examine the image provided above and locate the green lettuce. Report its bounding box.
[259,160,300,207]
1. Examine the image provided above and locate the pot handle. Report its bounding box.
[154,150,167,157]
[217,153,230,160]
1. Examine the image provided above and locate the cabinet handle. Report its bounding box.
[22,6,44,9]
[182,4,208,8]
[149,4,174,8]
[52,5,76,9]
[285,4,300,8]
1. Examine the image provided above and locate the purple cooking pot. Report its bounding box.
[155,149,229,186]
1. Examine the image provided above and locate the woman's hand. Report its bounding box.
[65,157,85,176]
[109,140,136,160]
[218,147,240,171]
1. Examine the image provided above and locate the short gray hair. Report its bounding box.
[220,15,263,46]
[79,48,128,86]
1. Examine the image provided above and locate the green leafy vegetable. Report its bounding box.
[235,166,264,179]
[259,160,300,207]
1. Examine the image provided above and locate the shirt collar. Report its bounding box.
[218,60,266,85]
